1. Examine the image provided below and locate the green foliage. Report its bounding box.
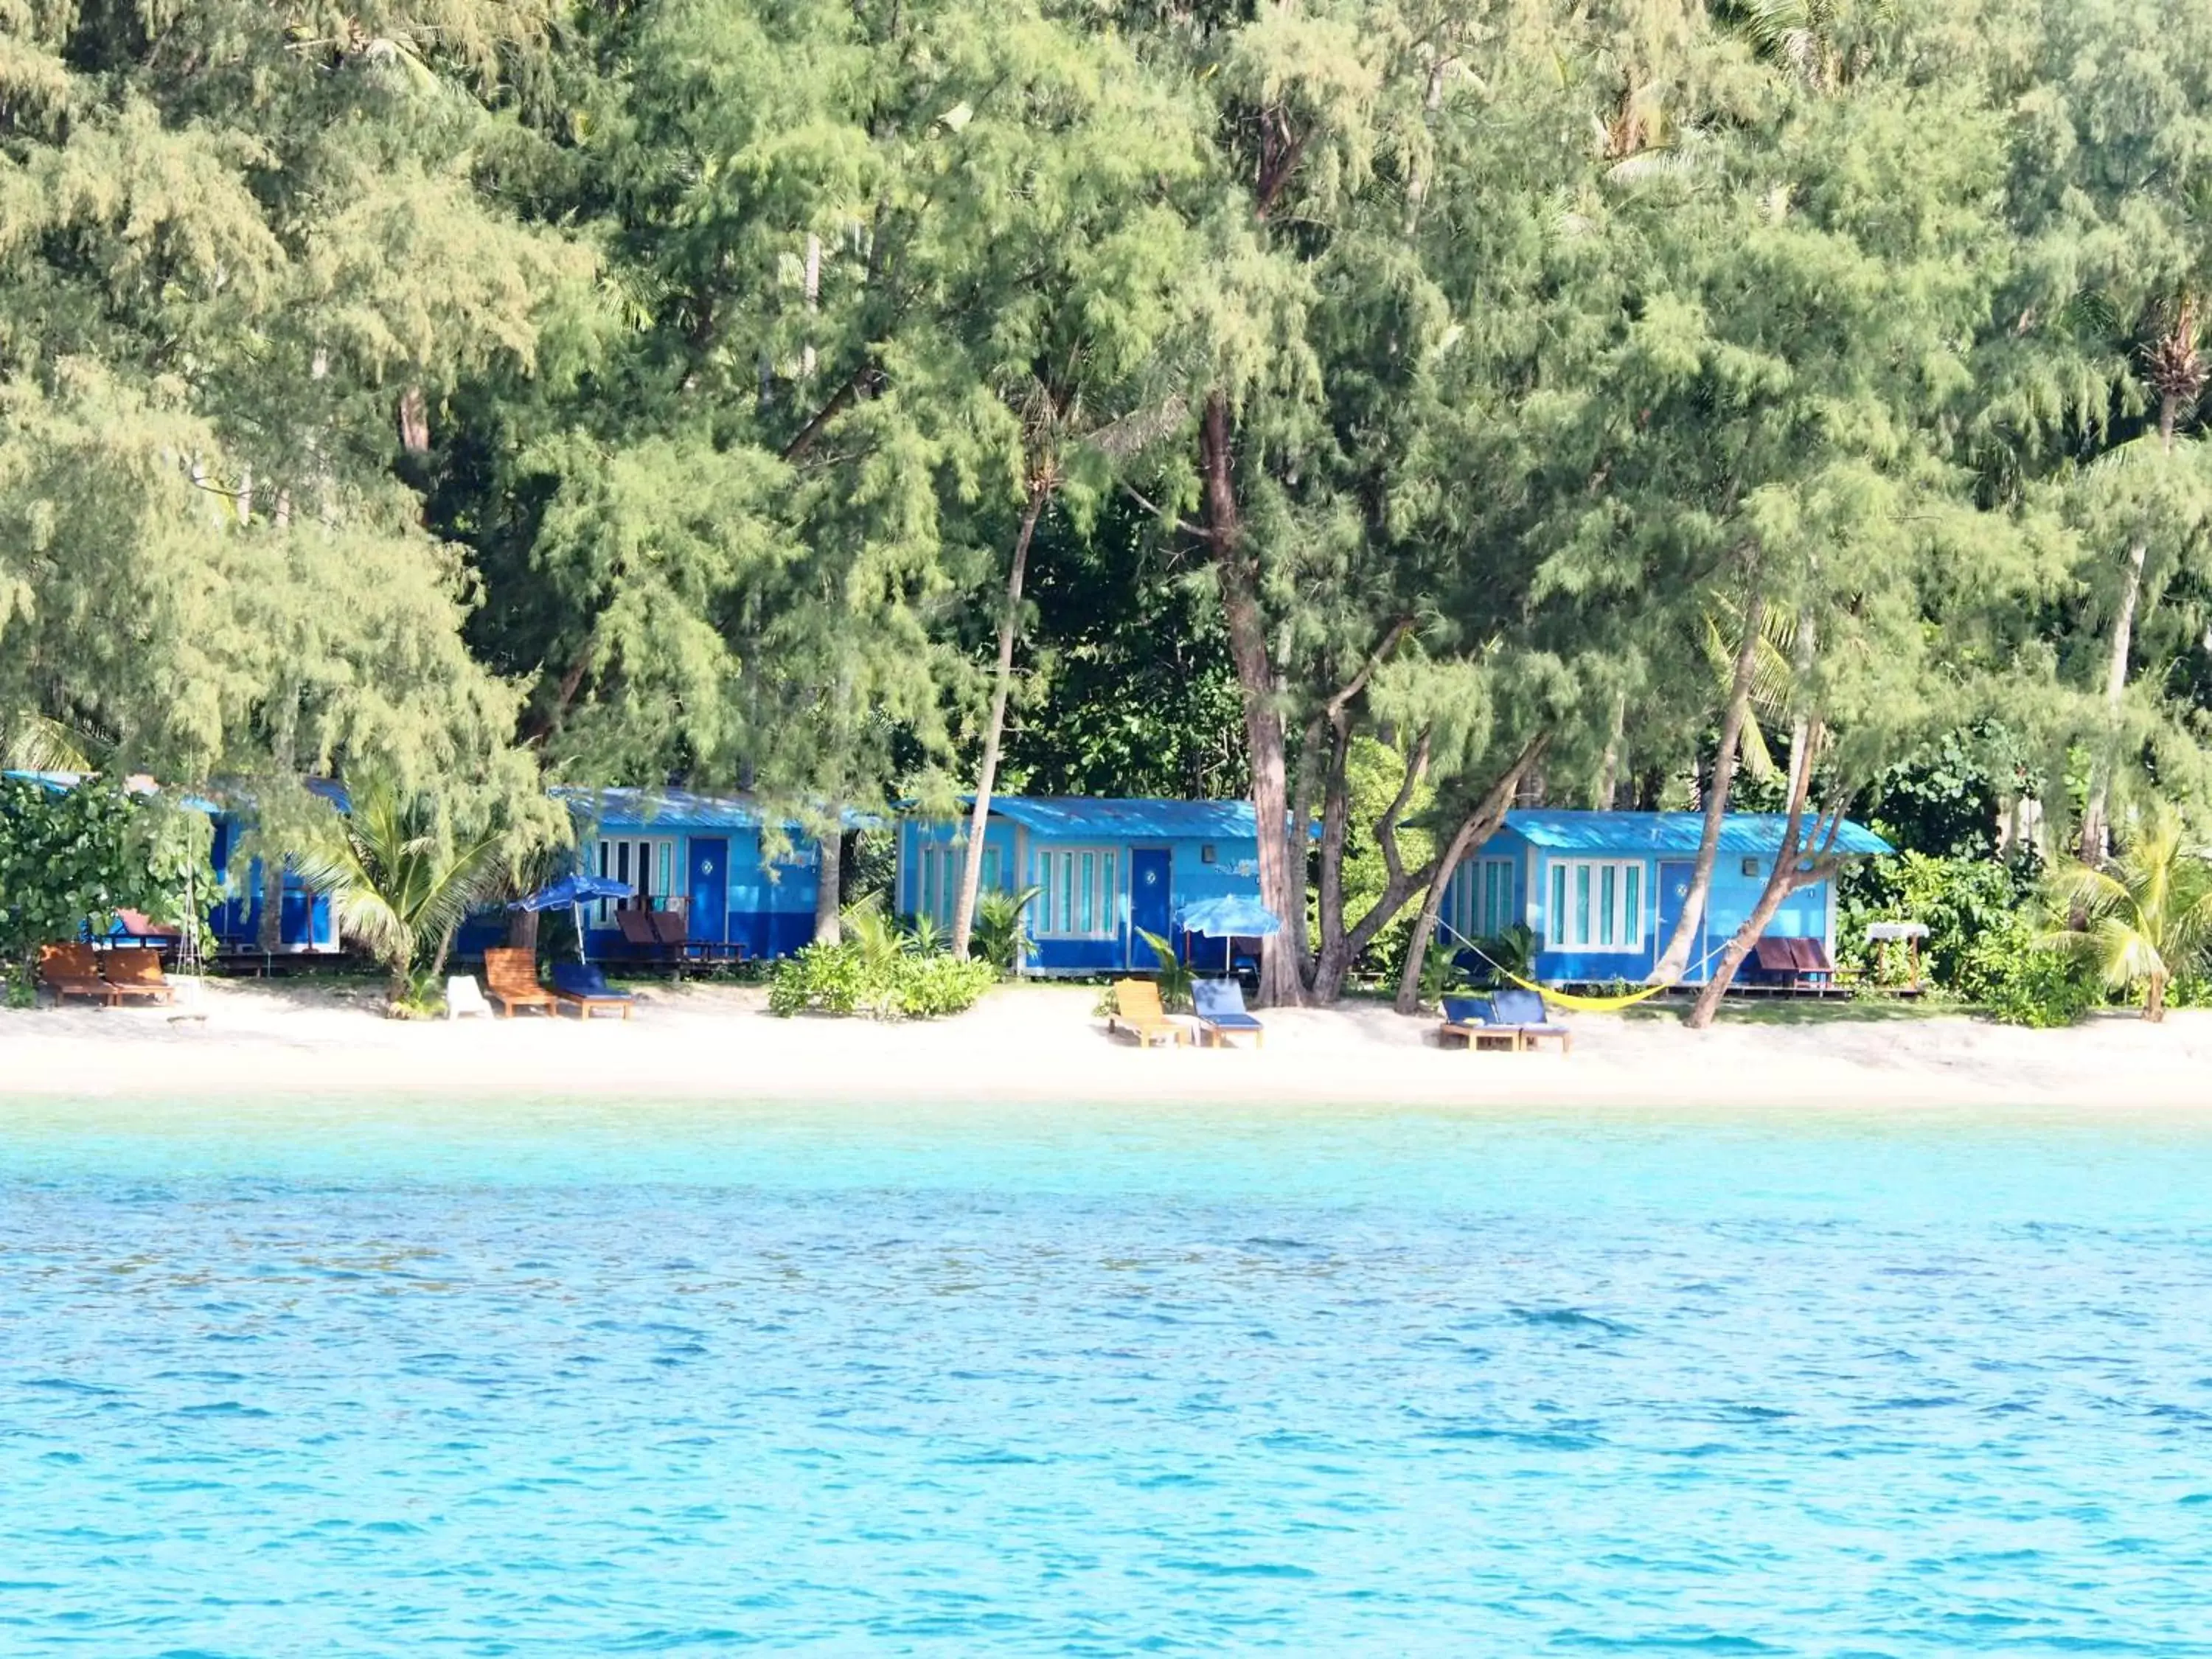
[2038,803,2212,1020]
[1841,853,2037,991]
[1467,924,1538,990]
[769,890,994,1018]
[0,776,201,992]
[291,774,506,1004]
[1974,943,2104,1029]
[766,942,995,1020]
[972,886,1041,975]
[1136,928,1194,1012]
[1414,938,1466,1010]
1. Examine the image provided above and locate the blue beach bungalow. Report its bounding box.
[1440,810,1892,987]
[897,797,1277,975]
[556,787,857,961]
[205,782,346,953]
[2,768,338,953]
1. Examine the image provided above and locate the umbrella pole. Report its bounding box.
[573,900,587,965]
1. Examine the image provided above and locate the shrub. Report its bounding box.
[1135,928,1194,1011]
[971,886,1041,974]
[1974,941,2102,1028]
[768,941,994,1020]
[1838,851,2034,990]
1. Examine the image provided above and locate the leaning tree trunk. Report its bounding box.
[1687,714,1827,1030]
[1201,393,1303,1007]
[951,482,1048,960]
[814,823,844,946]
[507,905,540,955]
[1650,587,1765,983]
[1391,734,1551,1013]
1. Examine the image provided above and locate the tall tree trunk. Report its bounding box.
[1391,734,1550,1012]
[257,855,285,953]
[1201,392,1303,1006]
[2079,535,2145,866]
[1649,587,1764,983]
[951,482,1048,959]
[1311,718,1354,989]
[507,905,540,954]
[1594,691,1626,809]
[2081,392,2183,865]
[814,824,844,946]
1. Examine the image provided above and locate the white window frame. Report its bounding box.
[914,840,1002,930]
[1449,856,1517,942]
[1034,846,1119,940]
[1545,857,1645,953]
[593,835,678,926]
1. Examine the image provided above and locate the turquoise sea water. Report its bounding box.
[3,1093,2209,1655]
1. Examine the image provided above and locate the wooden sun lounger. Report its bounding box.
[613,908,665,962]
[1751,936,1803,988]
[481,947,560,1018]
[1107,978,1188,1046]
[1438,991,1572,1054]
[38,944,116,1007]
[101,946,175,1004]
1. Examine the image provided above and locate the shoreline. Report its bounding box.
[1,980,2202,1112]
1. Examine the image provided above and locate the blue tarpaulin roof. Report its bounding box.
[1500,810,1892,858]
[556,786,877,834]
[978,796,1267,841]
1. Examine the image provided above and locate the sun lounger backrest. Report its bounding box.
[1441,995,1494,1026]
[1192,979,1248,1018]
[483,947,548,998]
[105,947,167,987]
[551,961,620,998]
[38,944,102,981]
[616,910,658,947]
[1789,936,1832,973]
[647,911,689,947]
[1492,987,1548,1025]
[1113,979,1166,1022]
[1750,937,1795,974]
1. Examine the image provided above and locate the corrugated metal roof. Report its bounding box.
[983,796,1261,841]
[1501,809,1891,858]
[556,786,877,833]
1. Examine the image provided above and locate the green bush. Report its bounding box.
[1972,939,2102,1028]
[768,941,994,1020]
[1838,851,2034,990]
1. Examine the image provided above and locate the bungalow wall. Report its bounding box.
[897,815,1267,975]
[578,821,823,961]
[1443,821,1841,987]
[206,813,336,952]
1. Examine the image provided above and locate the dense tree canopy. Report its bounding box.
[6,0,2212,1003]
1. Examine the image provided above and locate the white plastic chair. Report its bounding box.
[445,975,493,1020]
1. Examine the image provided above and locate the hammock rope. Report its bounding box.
[1433,919,1733,1014]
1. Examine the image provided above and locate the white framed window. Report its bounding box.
[593,836,676,925]
[1035,846,1119,939]
[1545,858,1644,953]
[1449,857,1517,942]
[914,841,1001,929]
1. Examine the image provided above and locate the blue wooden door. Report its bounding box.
[1129,848,1171,967]
[1655,859,1699,978]
[686,837,728,945]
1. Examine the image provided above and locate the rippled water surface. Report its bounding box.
[4,1093,2210,1655]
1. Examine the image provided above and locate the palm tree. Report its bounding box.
[2041,801,2212,1021]
[293,776,505,1006]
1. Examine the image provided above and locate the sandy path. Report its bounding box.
[1,979,2203,1110]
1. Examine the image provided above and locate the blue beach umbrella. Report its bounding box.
[509,873,635,963]
[1178,894,1282,973]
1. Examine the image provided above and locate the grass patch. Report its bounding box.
[1620,994,1958,1026]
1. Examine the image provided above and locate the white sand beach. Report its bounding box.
[1,978,2204,1110]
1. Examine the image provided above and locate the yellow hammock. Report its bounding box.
[1450,936,1731,1014]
